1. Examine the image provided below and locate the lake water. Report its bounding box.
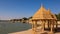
[0,22,32,34]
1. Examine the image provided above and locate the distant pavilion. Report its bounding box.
[31,5,57,34]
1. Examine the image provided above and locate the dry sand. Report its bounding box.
[9,29,33,34]
[9,28,60,34]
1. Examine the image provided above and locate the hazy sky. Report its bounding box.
[0,0,60,20]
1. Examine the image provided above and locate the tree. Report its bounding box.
[55,13,60,21]
[22,17,28,23]
[28,16,32,19]
[58,13,60,20]
[22,17,28,20]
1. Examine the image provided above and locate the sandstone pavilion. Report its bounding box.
[31,4,57,34]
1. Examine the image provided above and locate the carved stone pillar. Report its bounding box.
[42,20,45,32]
[50,21,53,32]
[32,21,37,34]
[51,24,53,32]
[32,20,34,31]
[56,21,57,29]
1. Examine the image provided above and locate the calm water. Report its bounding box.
[0,22,32,34]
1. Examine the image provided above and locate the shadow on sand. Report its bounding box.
[44,27,60,33]
[0,22,32,34]
[54,27,60,33]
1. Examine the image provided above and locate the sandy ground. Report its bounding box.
[9,29,33,34]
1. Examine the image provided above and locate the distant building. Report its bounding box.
[10,19,22,23]
[10,17,29,23]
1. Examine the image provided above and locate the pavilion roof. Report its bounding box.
[32,5,57,20]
